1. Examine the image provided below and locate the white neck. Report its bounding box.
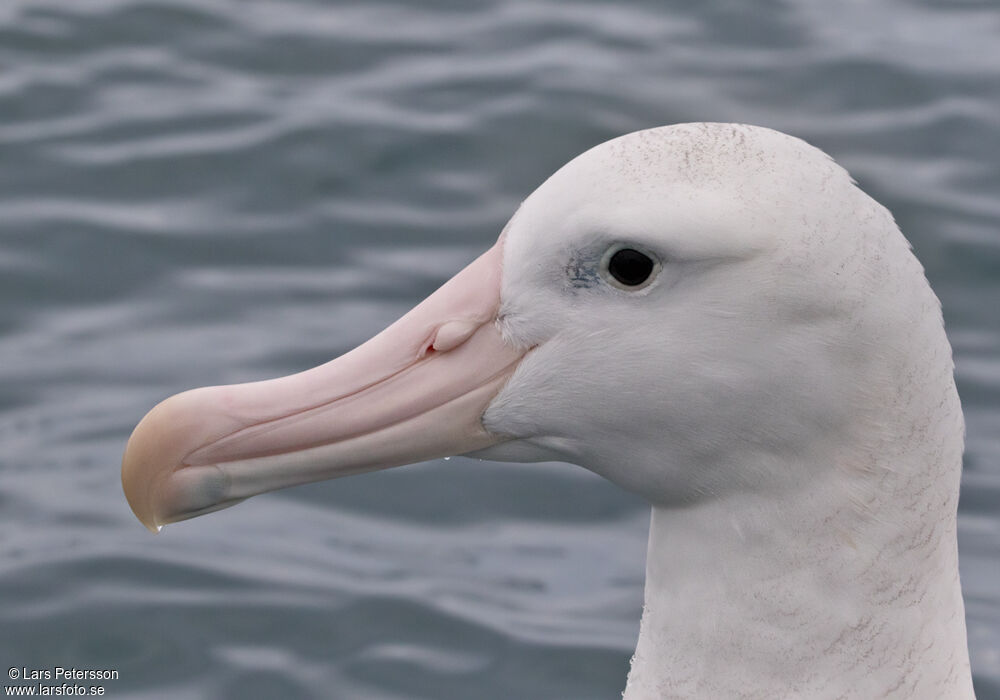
[623,456,974,699]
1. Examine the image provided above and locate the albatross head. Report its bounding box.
[475,123,910,507]
[123,123,973,697]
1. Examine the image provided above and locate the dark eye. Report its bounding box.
[607,248,655,287]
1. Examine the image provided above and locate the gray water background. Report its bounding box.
[1,1,998,698]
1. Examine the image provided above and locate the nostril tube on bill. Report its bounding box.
[432,320,481,352]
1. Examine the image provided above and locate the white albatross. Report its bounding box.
[122,123,975,698]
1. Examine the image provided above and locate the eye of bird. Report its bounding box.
[604,247,657,289]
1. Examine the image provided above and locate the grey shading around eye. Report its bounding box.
[565,252,602,289]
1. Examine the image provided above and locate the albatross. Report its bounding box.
[122,123,975,698]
